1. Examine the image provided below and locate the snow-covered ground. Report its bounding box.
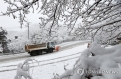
[0,42,88,79]
[58,40,90,47]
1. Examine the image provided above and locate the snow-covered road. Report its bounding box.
[0,41,88,79]
[0,40,89,62]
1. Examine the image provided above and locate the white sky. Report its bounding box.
[0,0,41,30]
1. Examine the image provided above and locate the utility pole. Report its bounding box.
[28,23,29,39]
[26,22,30,39]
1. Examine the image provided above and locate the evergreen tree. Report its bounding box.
[0,27,10,53]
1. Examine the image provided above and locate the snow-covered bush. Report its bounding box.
[56,42,121,79]
[14,58,39,79]
[7,38,30,53]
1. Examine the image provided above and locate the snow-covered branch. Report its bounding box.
[1,0,121,44]
[87,18,121,29]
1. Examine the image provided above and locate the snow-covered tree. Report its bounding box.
[26,23,76,44]
[1,0,121,44]
[0,27,10,53]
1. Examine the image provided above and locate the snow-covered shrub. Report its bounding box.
[57,42,121,79]
[7,38,30,53]
[14,58,39,79]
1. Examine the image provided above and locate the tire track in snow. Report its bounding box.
[0,55,80,72]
